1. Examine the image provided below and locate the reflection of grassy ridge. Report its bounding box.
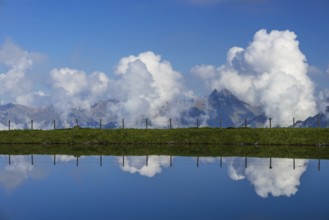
[0,144,329,159]
[0,128,329,146]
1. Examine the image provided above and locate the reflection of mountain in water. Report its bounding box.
[0,155,316,198]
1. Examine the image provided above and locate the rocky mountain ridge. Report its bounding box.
[0,89,328,129]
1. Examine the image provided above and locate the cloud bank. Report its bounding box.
[192,29,317,125]
[0,40,33,104]
[47,51,192,128]
[0,29,323,128]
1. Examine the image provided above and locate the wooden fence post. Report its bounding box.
[31,120,33,130]
[196,118,199,128]
[146,118,148,130]
[8,120,10,130]
[122,118,125,129]
[53,120,56,130]
[244,118,247,128]
[269,118,272,128]
[99,118,102,129]
[169,118,172,129]
[293,117,295,128]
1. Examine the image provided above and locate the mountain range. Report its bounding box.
[0,89,328,130]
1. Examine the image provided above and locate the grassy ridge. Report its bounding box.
[0,127,328,146]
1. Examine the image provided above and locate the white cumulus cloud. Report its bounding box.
[0,40,34,104]
[192,29,317,126]
[113,51,193,127]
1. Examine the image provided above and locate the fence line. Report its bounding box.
[1,115,324,131]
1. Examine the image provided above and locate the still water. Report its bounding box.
[0,155,328,220]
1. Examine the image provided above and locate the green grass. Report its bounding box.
[0,128,329,159]
[0,127,328,146]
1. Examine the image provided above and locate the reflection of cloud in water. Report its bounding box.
[118,156,171,177]
[0,156,44,191]
[55,155,77,162]
[226,157,308,198]
[198,157,216,164]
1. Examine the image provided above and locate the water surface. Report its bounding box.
[0,155,328,220]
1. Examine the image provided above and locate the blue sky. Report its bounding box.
[0,0,329,119]
[1,0,328,73]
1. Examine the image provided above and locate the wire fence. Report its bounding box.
[1,115,326,130]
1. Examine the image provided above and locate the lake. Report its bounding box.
[0,155,328,220]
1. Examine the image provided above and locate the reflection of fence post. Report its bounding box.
[269,157,272,169]
[9,155,11,165]
[220,156,222,168]
[318,159,321,171]
[146,155,148,167]
[54,155,56,166]
[245,157,248,168]
[293,158,295,170]
[122,156,125,167]
[100,155,102,167]
[269,118,272,128]
[197,156,199,167]
[76,157,79,167]
[170,155,173,167]
[31,155,34,166]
